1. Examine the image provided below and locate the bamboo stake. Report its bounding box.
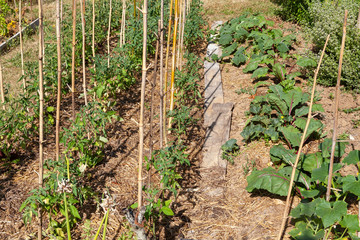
[148,20,160,171]
[179,0,186,70]
[277,34,330,240]
[19,0,25,91]
[159,0,164,148]
[163,0,174,144]
[326,10,348,202]
[71,0,76,120]
[92,0,95,66]
[120,0,126,47]
[55,0,62,162]
[37,0,45,238]
[168,0,179,130]
[80,0,88,105]
[357,8,360,29]
[176,0,182,69]
[138,0,148,211]
[107,0,112,68]
[0,61,5,111]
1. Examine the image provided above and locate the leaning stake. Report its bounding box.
[277,34,330,240]
[55,0,62,161]
[326,10,348,202]
[37,0,45,238]
[138,0,148,211]
[71,0,77,120]
[107,0,112,68]
[159,0,164,147]
[80,0,87,105]
[19,0,26,91]
[0,61,5,110]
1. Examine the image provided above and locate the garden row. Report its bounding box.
[213,13,360,239]
[1,0,206,239]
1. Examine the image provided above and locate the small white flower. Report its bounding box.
[79,163,87,173]
[100,192,117,213]
[57,179,72,193]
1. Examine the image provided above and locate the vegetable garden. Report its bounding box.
[1,0,360,239]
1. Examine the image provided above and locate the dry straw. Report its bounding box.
[277,34,330,240]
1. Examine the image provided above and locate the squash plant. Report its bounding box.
[241,84,324,146]
[246,138,360,239]
[210,13,317,88]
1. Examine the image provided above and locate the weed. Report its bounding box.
[242,158,256,175]
[221,139,240,164]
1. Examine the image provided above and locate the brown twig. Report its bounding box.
[277,34,330,240]
[71,0,76,120]
[159,0,164,148]
[0,61,5,111]
[80,0,87,105]
[326,10,347,202]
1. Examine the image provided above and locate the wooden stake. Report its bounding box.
[357,8,360,29]
[159,0,164,148]
[55,0,62,162]
[37,0,45,238]
[163,0,174,144]
[326,10,348,202]
[179,0,186,70]
[168,0,179,130]
[107,0,112,68]
[0,61,5,111]
[120,0,126,47]
[148,20,160,171]
[176,0,182,69]
[71,0,77,120]
[92,0,95,66]
[19,0,25,91]
[80,0,87,105]
[138,0,148,210]
[277,34,330,240]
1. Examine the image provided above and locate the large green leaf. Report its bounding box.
[291,198,323,218]
[319,138,348,158]
[218,34,233,45]
[221,42,238,58]
[270,145,297,165]
[277,42,289,53]
[340,214,360,233]
[294,118,323,140]
[279,166,311,190]
[289,221,324,240]
[232,47,247,66]
[279,125,301,147]
[267,93,288,115]
[315,199,347,228]
[251,67,269,79]
[300,152,325,173]
[342,175,360,196]
[234,27,249,41]
[343,150,360,165]
[297,57,317,68]
[282,90,303,112]
[311,163,342,182]
[273,63,286,81]
[246,167,292,196]
[243,60,259,73]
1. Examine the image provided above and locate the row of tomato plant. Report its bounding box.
[214,13,360,239]
[0,0,207,239]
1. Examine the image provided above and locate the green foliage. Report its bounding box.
[221,139,240,164]
[61,102,119,167]
[274,0,312,23]
[305,0,360,90]
[211,13,314,90]
[184,0,206,48]
[241,85,324,146]
[0,0,12,36]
